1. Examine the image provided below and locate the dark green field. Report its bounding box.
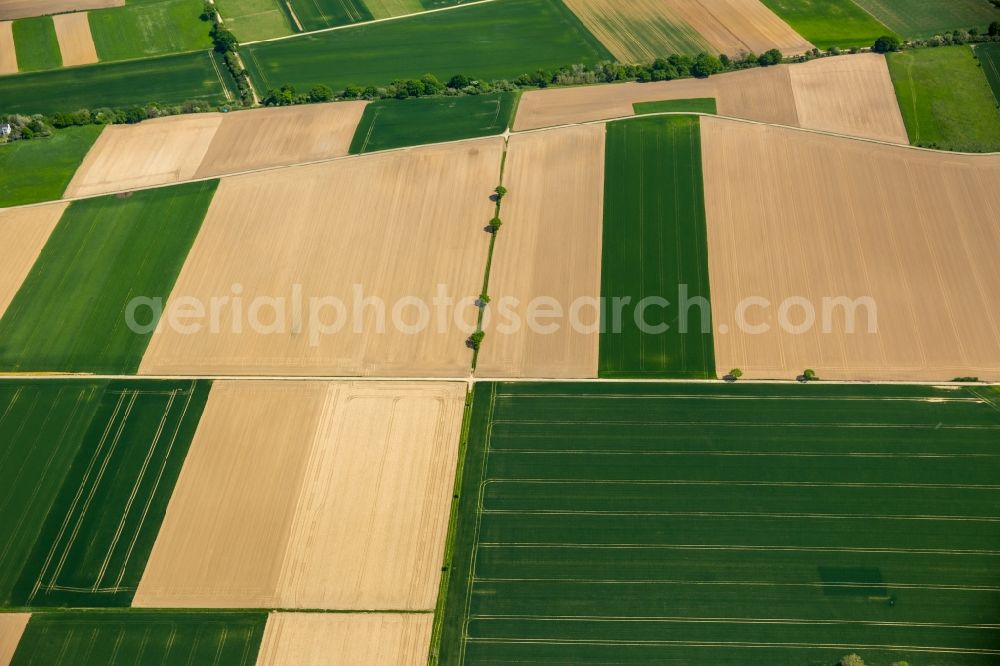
[89,0,214,62]
[0,51,231,115]
[350,92,516,153]
[0,181,217,374]
[976,42,1000,103]
[242,0,611,93]
[600,116,714,379]
[288,0,371,30]
[888,45,1000,151]
[852,0,1000,38]
[632,97,717,115]
[11,17,61,72]
[11,611,265,664]
[758,0,895,49]
[0,126,104,207]
[437,382,1000,665]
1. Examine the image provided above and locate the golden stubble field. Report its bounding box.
[139,138,502,377]
[52,12,96,66]
[0,0,121,20]
[0,202,65,320]
[0,613,29,666]
[0,21,16,75]
[63,102,368,197]
[255,613,433,666]
[702,117,1000,381]
[135,380,467,610]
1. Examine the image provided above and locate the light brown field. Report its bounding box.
[702,116,1000,381]
[476,126,605,378]
[52,12,96,66]
[789,54,908,144]
[0,203,66,320]
[193,102,368,178]
[0,0,122,20]
[63,114,223,197]
[0,613,28,666]
[255,613,432,666]
[136,380,466,610]
[134,381,329,608]
[139,138,502,377]
[0,21,16,75]
[664,0,811,56]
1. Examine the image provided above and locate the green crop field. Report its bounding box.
[0,181,217,374]
[437,381,1000,665]
[0,380,107,607]
[976,42,1000,103]
[888,45,1000,151]
[0,51,232,115]
[88,0,213,62]
[852,0,1000,38]
[12,17,61,72]
[758,0,895,49]
[11,611,266,664]
[599,116,714,379]
[215,0,294,41]
[287,0,371,30]
[0,125,104,207]
[350,92,516,153]
[632,97,717,115]
[242,0,612,93]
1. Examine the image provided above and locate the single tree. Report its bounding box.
[494,185,508,200]
[872,35,901,53]
[839,655,866,666]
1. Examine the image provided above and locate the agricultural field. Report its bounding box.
[350,92,516,153]
[0,0,123,21]
[135,381,465,609]
[10,611,265,664]
[633,97,717,114]
[888,45,1000,151]
[701,117,1000,381]
[256,613,433,665]
[663,0,813,56]
[287,0,370,30]
[0,21,14,74]
[0,50,233,115]
[242,0,611,94]
[11,16,60,71]
[0,614,28,665]
[438,381,1000,664]
[975,42,1000,103]
[0,181,217,373]
[852,0,1000,38]
[88,0,213,61]
[600,116,714,379]
[759,0,895,49]
[214,0,293,41]
[0,125,103,207]
[52,13,98,66]
[0,205,65,319]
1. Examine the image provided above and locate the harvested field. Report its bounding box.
[256,613,433,665]
[136,381,466,610]
[701,116,1000,381]
[0,21,15,74]
[0,614,28,666]
[52,12,95,66]
[194,102,368,177]
[0,203,65,320]
[64,114,223,197]
[139,139,502,376]
[0,0,122,21]
[476,126,604,379]
[789,53,908,144]
[560,0,713,61]
[664,0,812,56]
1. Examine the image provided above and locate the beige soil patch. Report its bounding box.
[139,138,502,377]
[477,126,605,378]
[136,380,465,610]
[52,12,96,66]
[64,114,223,198]
[193,102,368,178]
[665,0,811,56]
[0,0,122,20]
[702,116,1000,381]
[0,203,66,320]
[789,54,908,144]
[0,613,29,666]
[0,21,16,75]
[255,613,432,666]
